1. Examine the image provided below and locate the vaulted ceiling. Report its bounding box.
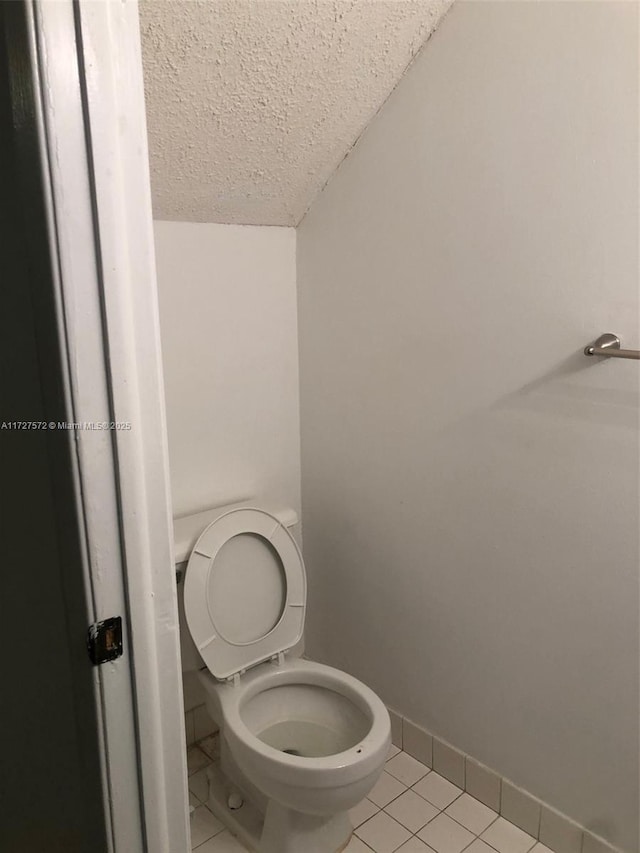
[139,0,452,226]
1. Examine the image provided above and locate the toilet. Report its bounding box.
[178,503,390,853]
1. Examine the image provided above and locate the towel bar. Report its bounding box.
[584,333,640,360]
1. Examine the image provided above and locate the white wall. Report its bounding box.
[297,3,639,851]
[154,222,300,520]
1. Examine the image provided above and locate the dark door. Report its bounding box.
[0,3,110,851]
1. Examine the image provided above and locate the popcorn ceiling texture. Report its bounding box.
[139,0,452,226]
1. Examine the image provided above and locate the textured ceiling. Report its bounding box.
[139,0,452,226]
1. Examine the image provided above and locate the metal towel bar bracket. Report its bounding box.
[584,333,640,361]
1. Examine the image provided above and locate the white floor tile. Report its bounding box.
[345,835,376,852]
[199,733,220,762]
[417,813,475,853]
[481,816,536,853]
[356,811,413,853]
[188,768,210,804]
[465,841,498,853]
[386,752,430,787]
[412,772,462,810]
[351,798,380,828]
[388,744,401,761]
[190,805,224,848]
[187,747,211,777]
[193,829,247,852]
[384,789,439,833]
[395,838,436,852]
[189,791,201,808]
[445,792,498,835]
[530,845,554,853]
[368,770,408,808]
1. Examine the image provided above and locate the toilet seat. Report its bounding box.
[184,508,306,680]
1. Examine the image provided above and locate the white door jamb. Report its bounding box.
[26,1,190,850]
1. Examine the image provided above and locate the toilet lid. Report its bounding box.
[183,508,306,680]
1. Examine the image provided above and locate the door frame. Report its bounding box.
[24,1,190,849]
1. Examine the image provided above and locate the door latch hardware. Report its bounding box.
[87,616,123,665]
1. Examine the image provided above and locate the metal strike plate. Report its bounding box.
[87,616,123,665]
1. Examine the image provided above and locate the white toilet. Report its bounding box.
[178,503,391,853]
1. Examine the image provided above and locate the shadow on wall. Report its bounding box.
[499,351,639,428]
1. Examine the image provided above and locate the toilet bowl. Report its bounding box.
[181,504,390,852]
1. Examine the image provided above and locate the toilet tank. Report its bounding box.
[174,500,299,565]
[174,501,301,685]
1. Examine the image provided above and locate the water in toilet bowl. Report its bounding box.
[258,719,356,758]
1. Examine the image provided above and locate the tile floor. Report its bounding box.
[187,741,554,853]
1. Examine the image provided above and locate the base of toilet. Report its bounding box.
[204,763,353,853]
[261,800,351,853]
[205,763,262,850]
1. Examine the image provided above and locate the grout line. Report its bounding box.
[187,749,551,853]
[445,810,501,839]
[389,711,620,853]
[368,757,520,851]
[534,802,542,841]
